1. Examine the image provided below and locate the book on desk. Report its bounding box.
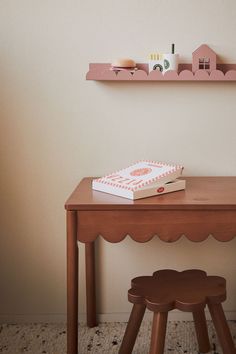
[92,160,185,200]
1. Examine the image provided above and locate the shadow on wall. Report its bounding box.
[0,63,66,317]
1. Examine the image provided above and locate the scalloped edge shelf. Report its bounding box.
[86,63,236,81]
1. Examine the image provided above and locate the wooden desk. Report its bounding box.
[65,177,236,354]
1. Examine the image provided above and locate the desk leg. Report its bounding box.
[67,211,78,354]
[85,242,97,327]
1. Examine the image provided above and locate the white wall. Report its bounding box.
[0,0,236,322]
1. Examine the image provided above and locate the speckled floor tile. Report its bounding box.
[0,321,235,353]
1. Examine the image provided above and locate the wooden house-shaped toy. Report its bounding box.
[192,44,217,73]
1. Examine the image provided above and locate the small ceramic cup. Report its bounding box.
[149,53,179,73]
[162,53,179,73]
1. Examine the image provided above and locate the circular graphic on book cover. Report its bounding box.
[130,168,152,176]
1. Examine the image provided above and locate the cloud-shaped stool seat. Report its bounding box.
[120,270,235,354]
[128,269,226,312]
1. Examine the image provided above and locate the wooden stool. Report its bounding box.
[119,269,235,354]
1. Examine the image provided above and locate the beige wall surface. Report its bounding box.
[0,0,236,322]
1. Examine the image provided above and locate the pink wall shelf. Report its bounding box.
[86,63,236,82]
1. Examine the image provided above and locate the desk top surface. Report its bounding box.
[65,177,236,211]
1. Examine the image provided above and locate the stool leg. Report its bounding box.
[149,312,168,354]
[192,310,211,353]
[119,303,146,354]
[208,302,236,354]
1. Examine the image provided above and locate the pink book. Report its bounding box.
[92,160,185,200]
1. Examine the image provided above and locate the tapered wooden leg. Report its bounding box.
[192,310,211,353]
[208,302,236,354]
[149,312,168,354]
[119,303,146,354]
[67,211,78,354]
[85,242,97,327]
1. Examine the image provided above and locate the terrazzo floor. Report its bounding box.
[0,321,235,354]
